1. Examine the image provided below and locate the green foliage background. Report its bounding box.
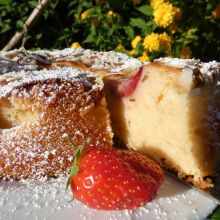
[0,0,219,61]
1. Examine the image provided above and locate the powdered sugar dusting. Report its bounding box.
[156,57,220,77]
[0,50,218,219]
[0,48,142,74]
[156,57,200,69]
[0,175,216,220]
[0,67,100,98]
[37,48,142,73]
[0,67,113,180]
[200,61,220,76]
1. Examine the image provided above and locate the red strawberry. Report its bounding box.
[66,142,163,210]
[105,66,144,97]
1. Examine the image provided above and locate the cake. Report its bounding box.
[0,48,142,180]
[1,48,220,190]
[0,68,113,180]
[103,58,220,189]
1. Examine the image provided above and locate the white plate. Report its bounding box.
[0,175,217,220]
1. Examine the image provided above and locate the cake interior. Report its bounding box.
[0,98,38,129]
[104,62,220,188]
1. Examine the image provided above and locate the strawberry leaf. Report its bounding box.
[66,140,87,191]
[67,136,77,151]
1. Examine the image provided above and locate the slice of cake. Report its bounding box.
[0,68,113,180]
[103,58,220,189]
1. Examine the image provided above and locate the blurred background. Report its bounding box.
[0,0,219,61]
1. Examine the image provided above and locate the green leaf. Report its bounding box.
[16,20,24,31]
[95,35,102,46]
[143,20,157,35]
[65,140,87,191]
[67,0,78,8]
[124,26,135,39]
[0,23,10,33]
[43,9,49,19]
[0,0,11,5]
[35,33,42,40]
[84,33,96,43]
[84,24,96,43]
[107,23,120,36]
[28,1,38,8]
[211,206,220,220]
[146,20,157,30]
[67,137,77,150]
[130,18,148,29]
[136,5,153,16]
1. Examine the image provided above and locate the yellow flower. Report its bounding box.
[143,33,160,52]
[108,10,117,17]
[132,0,142,4]
[70,42,81,49]
[213,4,220,19]
[129,49,136,56]
[153,2,176,27]
[138,51,150,62]
[159,33,172,51]
[180,46,192,59]
[116,44,125,51]
[143,32,172,52]
[131,36,142,49]
[81,11,89,20]
[150,0,165,9]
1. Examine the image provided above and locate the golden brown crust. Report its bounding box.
[0,73,113,180]
[159,157,214,190]
[185,176,213,190]
[150,61,182,73]
[42,61,111,75]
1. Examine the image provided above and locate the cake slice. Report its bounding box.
[0,68,113,180]
[104,58,220,189]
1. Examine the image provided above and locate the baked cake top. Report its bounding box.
[157,57,219,76]
[0,48,142,75]
[0,67,101,99]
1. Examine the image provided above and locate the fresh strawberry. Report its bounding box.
[66,142,163,210]
[105,66,144,97]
